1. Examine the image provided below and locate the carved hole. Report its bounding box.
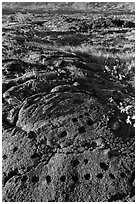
[78,126,86,134]
[120,172,126,178]
[73,98,83,105]
[28,131,37,139]
[72,159,79,167]
[13,146,18,153]
[84,159,88,164]
[21,175,28,182]
[3,154,7,160]
[91,141,97,148]
[46,175,51,184]
[84,112,89,116]
[60,175,66,182]
[31,153,40,159]
[96,173,103,179]
[59,130,67,138]
[109,173,115,179]
[81,141,91,148]
[86,119,94,126]
[72,118,78,122]
[108,150,119,159]
[3,168,18,186]
[84,173,90,180]
[72,174,79,183]
[100,162,109,171]
[32,175,39,183]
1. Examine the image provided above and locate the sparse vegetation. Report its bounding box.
[14,12,33,23]
[2,2,135,202]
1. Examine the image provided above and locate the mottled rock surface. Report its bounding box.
[2,4,135,202]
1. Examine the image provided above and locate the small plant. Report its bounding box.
[15,12,33,23]
[109,97,135,127]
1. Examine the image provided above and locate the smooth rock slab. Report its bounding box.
[17,92,101,132]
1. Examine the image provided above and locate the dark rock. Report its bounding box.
[2,11,134,202]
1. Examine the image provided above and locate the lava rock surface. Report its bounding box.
[2,3,135,202]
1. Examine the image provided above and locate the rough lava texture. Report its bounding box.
[2,52,135,202]
[2,4,135,202]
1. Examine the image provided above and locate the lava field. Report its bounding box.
[2,2,135,202]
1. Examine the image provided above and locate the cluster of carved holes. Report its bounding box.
[96,171,126,180]
[13,146,18,153]
[96,172,116,180]
[72,158,89,167]
[60,174,80,183]
[96,165,126,181]
[71,158,91,181]
[72,112,94,131]
[28,131,37,139]
[59,118,93,139]
[72,158,89,166]
[31,175,39,183]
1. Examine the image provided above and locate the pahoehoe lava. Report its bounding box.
[2,2,135,202]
